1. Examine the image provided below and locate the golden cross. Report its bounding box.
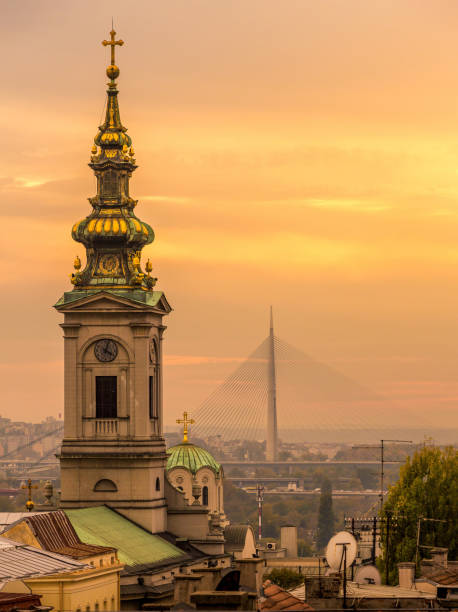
[176,411,195,443]
[102,29,124,66]
[21,478,38,512]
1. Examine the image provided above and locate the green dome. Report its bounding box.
[166,443,221,475]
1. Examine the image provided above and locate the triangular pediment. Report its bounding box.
[155,293,172,314]
[55,290,172,313]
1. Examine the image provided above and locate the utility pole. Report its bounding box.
[385,512,391,585]
[257,484,264,541]
[372,516,377,564]
[353,439,412,513]
[336,542,349,609]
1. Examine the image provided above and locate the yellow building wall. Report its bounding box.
[4,520,122,611]
[4,522,41,548]
[25,566,121,612]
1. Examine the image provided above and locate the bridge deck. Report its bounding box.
[223,460,397,466]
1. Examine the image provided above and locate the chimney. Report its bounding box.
[398,562,415,589]
[430,548,448,568]
[280,525,298,558]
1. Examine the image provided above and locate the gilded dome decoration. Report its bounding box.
[69,30,157,293]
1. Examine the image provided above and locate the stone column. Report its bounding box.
[130,322,151,438]
[61,324,81,438]
[157,324,166,437]
[235,558,265,595]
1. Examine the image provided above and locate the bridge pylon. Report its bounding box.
[266,307,278,461]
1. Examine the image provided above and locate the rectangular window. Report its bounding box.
[149,375,157,420]
[96,376,117,418]
[102,170,118,197]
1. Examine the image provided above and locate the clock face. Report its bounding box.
[98,254,120,276]
[94,339,118,362]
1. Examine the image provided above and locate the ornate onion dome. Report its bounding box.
[70,30,156,293]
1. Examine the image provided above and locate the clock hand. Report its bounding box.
[105,342,116,358]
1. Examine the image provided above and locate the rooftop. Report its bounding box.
[345,582,437,599]
[0,512,40,531]
[167,442,221,475]
[0,536,87,580]
[290,581,437,602]
[7,510,115,559]
[0,592,41,606]
[64,506,187,570]
[262,580,313,611]
[224,524,254,552]
[419,566,458,586]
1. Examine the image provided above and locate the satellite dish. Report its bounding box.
[354,565,382,586]
[325,531,357,570]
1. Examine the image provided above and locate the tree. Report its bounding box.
[317,477,335,550]
[264,568,304,590]
[297,538,314,557]
[380,446,458,584]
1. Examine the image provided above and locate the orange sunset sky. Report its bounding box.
[2,1,458,432]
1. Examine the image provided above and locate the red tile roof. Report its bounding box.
[261,580,313,611]
[0,592,41,611]
[427,566,458,586]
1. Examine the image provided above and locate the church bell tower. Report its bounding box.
[55,31,171,533]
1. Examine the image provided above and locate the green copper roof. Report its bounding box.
[55,288,166,308]
[166,443,221,475]
[64,506,184,568]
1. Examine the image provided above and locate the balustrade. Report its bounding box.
[94,419,119,436]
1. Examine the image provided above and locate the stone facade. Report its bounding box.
[56,291,171,533]
[167,464,224,515]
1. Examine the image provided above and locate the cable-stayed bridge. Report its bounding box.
[191,310,433,454]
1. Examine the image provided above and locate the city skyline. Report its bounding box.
[2,1,458,431]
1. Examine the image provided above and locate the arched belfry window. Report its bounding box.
[202,485,209,506]
[149,339,160,429]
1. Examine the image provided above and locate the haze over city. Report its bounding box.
[2,1,458,434]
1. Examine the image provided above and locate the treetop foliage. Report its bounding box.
[317,476,335,551]
[264,568,304,590]
[381,445,457,584]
